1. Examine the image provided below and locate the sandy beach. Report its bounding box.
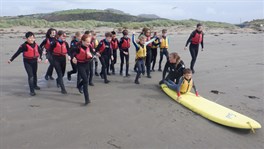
[0,27,263,149]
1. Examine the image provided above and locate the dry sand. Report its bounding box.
[0,27,263,149]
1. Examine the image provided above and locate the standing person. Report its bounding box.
[134,27,148,72]
[132,32,156,84]
[67,31,82,81]
[8,32,42,96]
[119,29,131,76]
[50,30,70,94]
[158,29,169,71]
[110,31,119,75]
[145,28,153,78]
[91,31,99,76]
[72,34,94,105]
[96,32,113,84]
[159,52,185,85]
[151,32,160,71]
[40,28,57,80]
[184,23,204,74]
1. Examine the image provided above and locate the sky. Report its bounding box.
[0,0,263,24]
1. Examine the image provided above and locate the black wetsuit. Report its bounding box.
[50,40,70,94]
[40,38,56,79]
[119,37,130,76]
[73,44,94,104]
[162,60,185,84]
[145,37,152,77]
[185,30,204,72]
[110,38,119,75]
[67,39,80,85]
[96,39,112,83]
[10,42,42,94]
[151,37,160,71]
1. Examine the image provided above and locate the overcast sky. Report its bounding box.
[1,0,263,24]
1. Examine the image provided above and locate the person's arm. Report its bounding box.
[118,38,123,52]
[39,39,47,50]
[95,42,101,53]
[132,34,140,51]
[65,42,71,57]
[144,37,156,46]
[193,81,199,96]
[185,31,195,47]
[201,33,204,49]
[162,62,169,80]
[176,77,184,97]
[38,45,43,60]
[9,44,25,62]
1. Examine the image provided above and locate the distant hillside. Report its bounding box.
[138,14,161,19]
[0,9,238,29]
[17,9,166,23]
[237,19,264,31]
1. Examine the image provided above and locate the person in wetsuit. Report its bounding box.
[40,28,57,80]
[96,32,113,84]
[8,32,43,96]
[50,30,70,94]
[184,23,204,74]
[72,34,94,105]
[159,52,185,85]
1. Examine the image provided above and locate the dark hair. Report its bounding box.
[105,32,112,37]
[84,31,91,35]
[46,28,57,38]
[183,68,192,74]
[25,32,35,38]
[197,23,202,28]
[162,29,167,33]
[111,31,116,35]
[81,34,91,41]
[57,30,65,36]
[122,29,128,36]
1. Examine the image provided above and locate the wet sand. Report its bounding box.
[0,28,263,149]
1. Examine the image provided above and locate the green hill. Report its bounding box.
[0,9,238,29]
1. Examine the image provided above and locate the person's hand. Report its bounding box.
[93,49,96,52]
[132,31,135,34]
[43,51,47,55]
[45,59,49,64]
[123,51,128,55]
[184,47,188,50]
[195,91,199,97]
[67,56,71,61]
[7,60,11,64]
[96,52,101,57]
[111,55,114,61]
[87,52,92,58]
[37,58,42,63]
[176,96,182,101]
[72,57,77,64]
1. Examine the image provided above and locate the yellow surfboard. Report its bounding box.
[161,84,261,131]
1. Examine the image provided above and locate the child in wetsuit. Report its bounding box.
[164,68,199,100]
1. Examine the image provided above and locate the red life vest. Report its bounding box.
[75,46,92,63]
[44,38,51,50]
[111,39,119,50]
[53,41,67,56]
[98,40,106,54]
[23,43,40,59]
[90,41,95,49]
[146,36,153,47]
[120,38,130,49]
[191,32,203,44]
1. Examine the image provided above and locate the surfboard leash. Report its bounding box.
[247,121,256,133]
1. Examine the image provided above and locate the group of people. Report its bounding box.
[8,23,204,105]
